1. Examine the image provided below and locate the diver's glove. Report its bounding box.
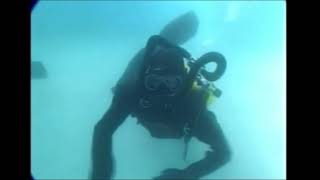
[153,168,197,180]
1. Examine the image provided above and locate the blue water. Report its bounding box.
[31,1,286,179]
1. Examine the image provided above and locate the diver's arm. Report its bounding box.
[184,110,232,179]
[154,110,231,180]
[89,91,134,180]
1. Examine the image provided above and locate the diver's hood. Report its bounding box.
[147,47,186,75]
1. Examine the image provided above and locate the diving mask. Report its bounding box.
[144,73,183,94]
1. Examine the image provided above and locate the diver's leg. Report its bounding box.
[184,110,232,178]
[194,110,231,158]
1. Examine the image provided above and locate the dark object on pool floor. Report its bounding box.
[31,61,47,79]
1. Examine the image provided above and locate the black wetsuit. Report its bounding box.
[90,35,232,180]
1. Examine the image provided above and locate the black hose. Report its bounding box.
[179,52,226,98]
[197,52,226,81]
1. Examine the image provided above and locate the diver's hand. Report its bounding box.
[153,168,195,180]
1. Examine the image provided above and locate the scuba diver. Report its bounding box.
[90,11,231,180]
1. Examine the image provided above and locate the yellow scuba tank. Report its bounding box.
[184,55,221,107]
[182,55,222,107]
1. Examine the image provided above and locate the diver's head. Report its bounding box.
[142,35,227,98]
[144,48,187,96]
[149,48,186,74]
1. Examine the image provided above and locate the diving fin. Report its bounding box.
[31,61,47,79]
[160,11,199,45]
